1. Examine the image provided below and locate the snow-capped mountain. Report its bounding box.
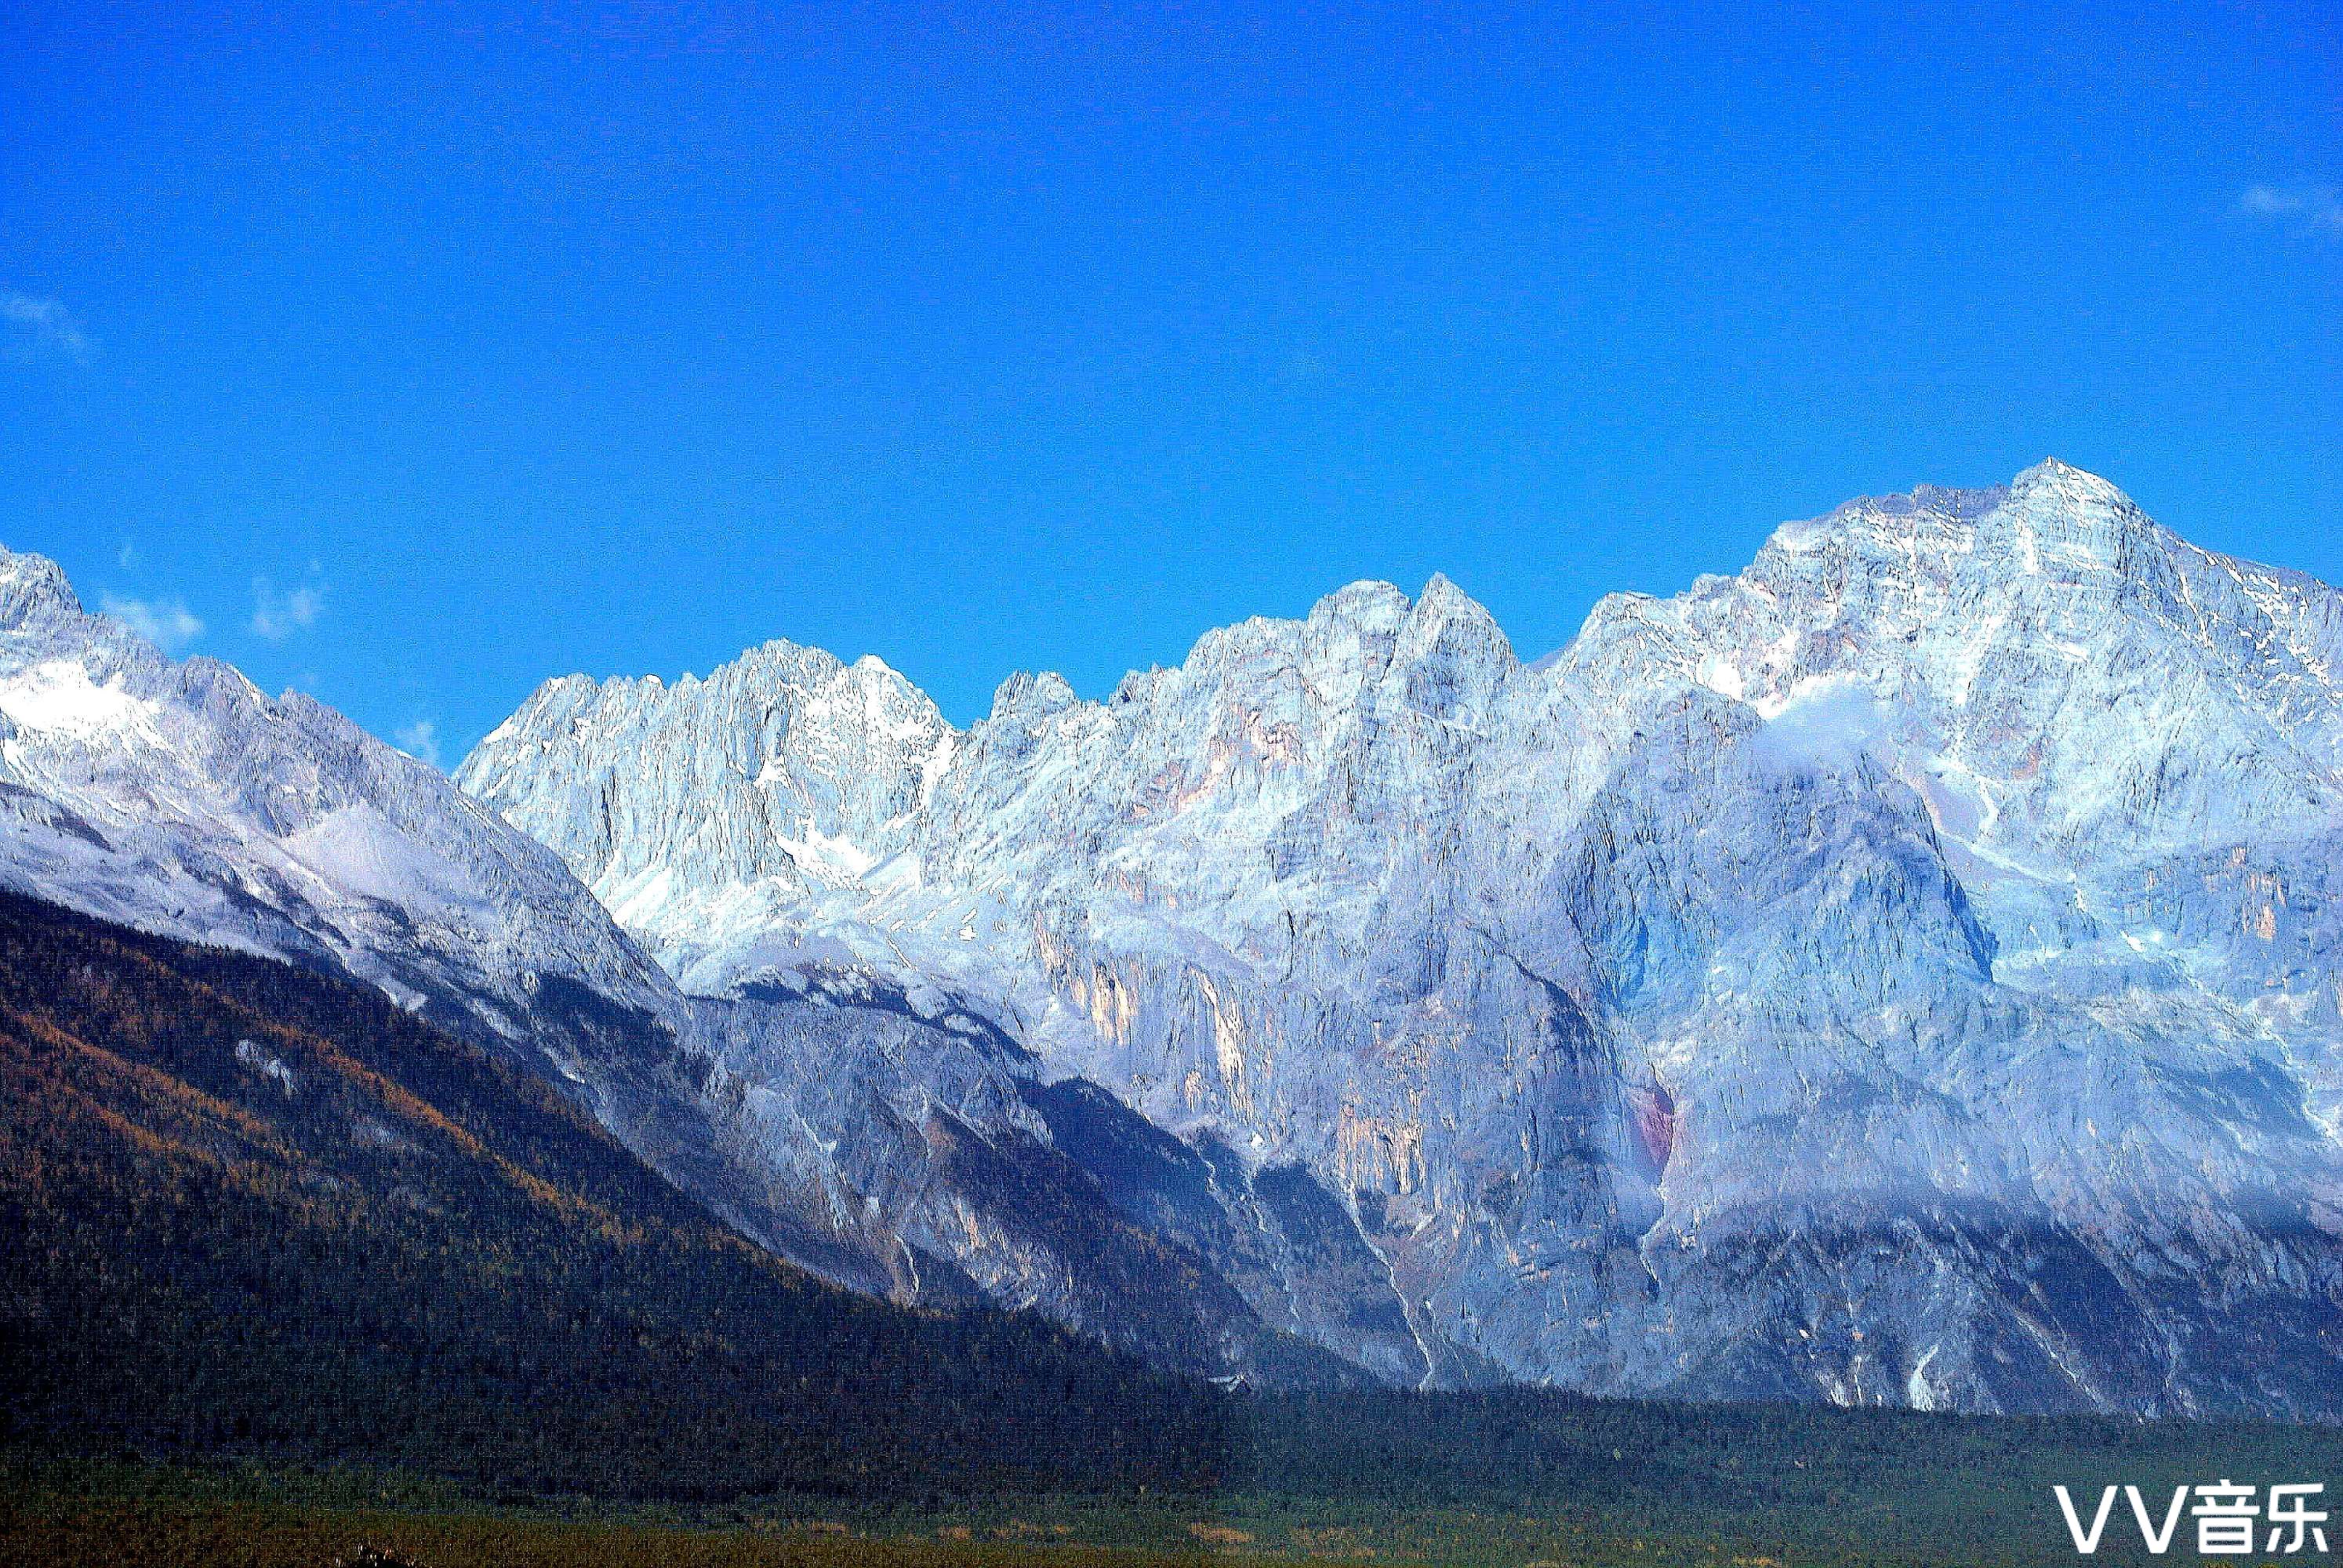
[0,543,1355,1385]
[462,460,2343,1416]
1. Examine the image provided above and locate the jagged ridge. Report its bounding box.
[459,460,2343,1415]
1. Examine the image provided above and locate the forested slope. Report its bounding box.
[0,891,1231,1499]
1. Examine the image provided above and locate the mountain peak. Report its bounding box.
[0,547,82,630]
[1402,571,1513,662]
[1416,571,1471,610]
[1305,579,1412,633]
[1984,457,2165,579]
[2008,456,2130,507]
[2017,454,2094,483]
[987,669,1081,722]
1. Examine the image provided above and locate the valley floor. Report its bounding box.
[0,1490,1929,1568]
[2,1446,2312,1568]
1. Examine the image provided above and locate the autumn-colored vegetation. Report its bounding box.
[0,891,1232,1500]
[5,890,2340,1568]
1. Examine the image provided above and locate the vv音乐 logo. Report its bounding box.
[2055,1482,2330,1556]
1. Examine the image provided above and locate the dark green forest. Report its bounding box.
[0,891,1230,1499]
[5,889,2338,1566]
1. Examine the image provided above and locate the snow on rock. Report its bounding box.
[0,542,1328,1384]
[461,462,2343,1417]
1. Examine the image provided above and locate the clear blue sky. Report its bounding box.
[5,2,2338,760]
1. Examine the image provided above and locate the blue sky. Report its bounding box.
[4,2,2338,759]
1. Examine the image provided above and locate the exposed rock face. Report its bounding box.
[459,644,956,961]
[0,546,1340,1386]
[460,460,2343,1415]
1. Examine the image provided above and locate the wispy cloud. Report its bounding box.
[393,720,442,768]
[250,575,325,640]
[2,290,93,363]
[2240,184,2343,233]
[98,593,205,655]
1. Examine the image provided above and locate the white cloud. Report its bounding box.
[2,290,93,363]
[2240,184,2343,232]
[98,593,205,655]
[393,720,441,768]
[250,576,325,640]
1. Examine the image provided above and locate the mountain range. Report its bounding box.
[7,459,2341,1417]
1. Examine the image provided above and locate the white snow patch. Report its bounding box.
[1907,1342,1942,1410]
[1749,675,1894,768]
[1697,655,1747,703]
[282,804,481,914]
[0,659,157,741]
[607,865,678,929]
[776,819,877,884]
[1769,516,1833,554]
[234,1038,298,1097]
[1944,606,2010,710]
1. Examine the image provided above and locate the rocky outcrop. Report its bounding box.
[0,544,1328,1386]
[460,461,2343,1415]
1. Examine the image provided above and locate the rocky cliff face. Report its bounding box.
[460,460,2343,1415]
[0,545,1337,1385]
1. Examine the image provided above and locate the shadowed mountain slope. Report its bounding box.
[0,891,1233,1498]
